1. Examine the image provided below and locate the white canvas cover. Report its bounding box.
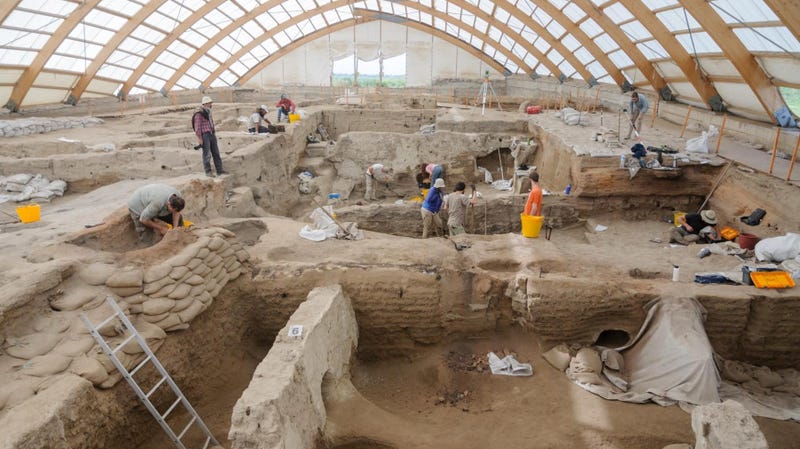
[572,296,720,406]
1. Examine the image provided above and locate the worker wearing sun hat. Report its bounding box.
[248,105,272,134]
[192,95,226,177]
[420,177,446,238]
[670,209,719,245]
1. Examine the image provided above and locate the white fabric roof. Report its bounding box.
[0,0,798,123]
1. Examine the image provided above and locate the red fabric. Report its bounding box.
[193,111,214,138]
[275,98,295,111]
[524,183,543,216]
[526,105,542,114]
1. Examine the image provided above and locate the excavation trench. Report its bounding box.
[2,104,800,449]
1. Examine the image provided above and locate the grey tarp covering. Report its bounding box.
[571,297,800,421]
[572,296,720,405]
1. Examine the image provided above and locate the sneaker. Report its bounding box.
[217,170,228,176]
[205,171,215,178]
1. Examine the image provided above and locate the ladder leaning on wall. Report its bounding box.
[81,296,220,449]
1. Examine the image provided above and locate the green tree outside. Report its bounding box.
[780,87,800,116]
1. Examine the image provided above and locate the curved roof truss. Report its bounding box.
[0,0,797,123]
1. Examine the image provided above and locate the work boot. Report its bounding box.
[217,170,228,175]
[205,171,215,178]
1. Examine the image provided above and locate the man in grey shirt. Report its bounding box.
[128,184,185,243]
[626,91,649,140]
[444,182,477,236]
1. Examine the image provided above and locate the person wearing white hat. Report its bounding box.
[670,209,719,245]
[192,95,226,177]
[248,105,272,134]
[420,177,446,238]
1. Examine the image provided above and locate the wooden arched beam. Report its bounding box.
[68,0,167,104]
[5,0,101,111]
[763,0,800,43]
[405,0,573,80]
[679,0,785,123]
[235,15,509,88]
[493,0,625,86]
[205,6,530,90]
[0,1,21,25]
[390,1,544,74]
[571,0,665,92]
[118,0,224,99]
[162,0,292,92]
[617,0,720,107]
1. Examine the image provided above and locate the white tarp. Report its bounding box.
[568,296,800,421]
[571,296,720,406]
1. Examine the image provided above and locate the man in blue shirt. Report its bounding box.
[626,92,649,140]
[421,178,445,238]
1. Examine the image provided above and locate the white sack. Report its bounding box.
[755,233,800,262]
[686,125,719,153]
[487,352,533,376]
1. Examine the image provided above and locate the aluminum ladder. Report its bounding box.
[81,297,220,449]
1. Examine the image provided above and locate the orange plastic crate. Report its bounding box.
[720,226,739,241]
[750,271,796,289]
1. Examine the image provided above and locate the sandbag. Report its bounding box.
[69,356,109,385]
[755,233,800,262]
[5,333,63,359]
[52,335,96,357]
[543,344,571,371]
[20,353,73,376]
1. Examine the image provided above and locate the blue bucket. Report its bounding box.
[328,193,340,200]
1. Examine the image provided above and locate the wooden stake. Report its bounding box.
[787,132,800,181]
[650,95,659,128]
[768,126,781,175]
[715,114,728,154]
[593,88,600,113]
[679,105,692,138]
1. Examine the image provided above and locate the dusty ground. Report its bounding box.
[0,100,798,449]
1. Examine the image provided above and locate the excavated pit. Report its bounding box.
[1,101,800,449]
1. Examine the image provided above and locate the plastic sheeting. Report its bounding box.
[572,296,720,406]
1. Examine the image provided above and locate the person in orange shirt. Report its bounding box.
[523,171,542,216]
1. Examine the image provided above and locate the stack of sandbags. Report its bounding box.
[557,107,584,126]
[132,227,248,332]
[0,116,103,137]
[0,173,68,203]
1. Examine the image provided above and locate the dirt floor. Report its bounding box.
[345,328,800,449]
[1,99,799,449]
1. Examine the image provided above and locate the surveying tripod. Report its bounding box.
[474,71,502,116]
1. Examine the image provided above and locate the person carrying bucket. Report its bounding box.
[523,172,542,216]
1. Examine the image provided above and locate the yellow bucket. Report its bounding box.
[520,213,543,238]
[673,211,686,226]
[16,203,41,223]
[421,188,429,198]
[289,113,300,123]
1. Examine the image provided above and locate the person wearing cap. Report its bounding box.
[248,105,272,134]
[670,210,719,245]
[420,178,446,238]
[192,96,226,177]
[444,181,478,236]
[625,91,649,140]
[365,163,393,201]
[523,171,543,216]
[128,183,185,244]
[275,94,296,123]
